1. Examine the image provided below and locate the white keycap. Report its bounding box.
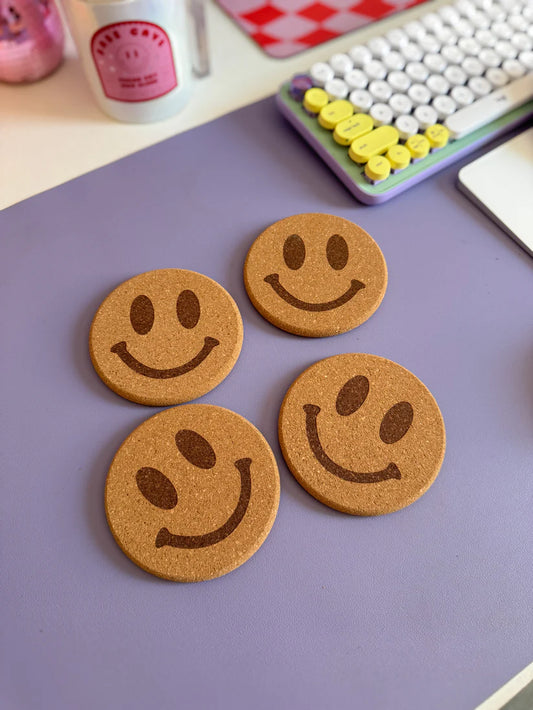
[439,6,461,25]
[402,43,424,62]
[325,77,349,100]
[388,93,413,115]
[414,103,439,128]
[433,94,458,118]
[458,37,482,55]
[310,62,334,87]
[384,51,406,72]
[494,21,514,39]
[388,71,411,93]
[349,45,372,67]
[368,37,391,59]
[369,79,393,102]
[476,29,497,47]
[495,40,518,59]
[330,53,353,76]
[445,65,468,85]
[479,47,502,66]
[463,56,485,75]
[456,0,477,18]
[509,14,528,32]
[486,66,509,86]
[470,11,491,29]
[486,5,506,21]
[344,69,369,90]
[435,25,457,44]
[349,89,373,112]
[408,83,432,105]
[427,74,451,95]
[455,18,475,37]
[369,103,394,126]
[511,33,532,52]
[364,59,387,80]
[442,45,466,64]
[419,34,442,53]
[404,21,426,42]
[424,53,448,73]
[445,73,533,137]
[502,57,526,77]
[395,114,420,140]
[386,28,409,49]
[518,50,533,69]
[422,12,443,32]
[467,75,492,96]
[451,84,475,105]
[406,62,430,83]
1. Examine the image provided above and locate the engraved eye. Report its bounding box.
[326,234,349,270]
[136,467,178,509]
[380,402,414,444]
[130,295,154,335]
[176,290,200,329]
[336,375,369,416]
[283,234,306,270]
[175,430,216,469]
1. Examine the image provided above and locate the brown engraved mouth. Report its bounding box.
[303,404,401,483]
[264,273,365,312]
[110,336,219,379]
[155,457,252,549]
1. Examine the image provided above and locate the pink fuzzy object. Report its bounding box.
[0,0,64,82]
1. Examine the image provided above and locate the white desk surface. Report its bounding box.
[0,0,446,211]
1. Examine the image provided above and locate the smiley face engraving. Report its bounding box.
[90,270,243,405]
[244,214,387,337]
[134,430,252,549]
[105,405,280,582]
[279,354,446,515]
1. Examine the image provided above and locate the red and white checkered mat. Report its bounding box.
[215,0,428,58]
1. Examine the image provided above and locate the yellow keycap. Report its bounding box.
[365,155,391,182]
[386,144,411,171]
[348,125,399,164]
[406,134,430,160]
[333,113,373,146]
[303,87,329,114]
[318,100,353,130]
[425,124,449,149]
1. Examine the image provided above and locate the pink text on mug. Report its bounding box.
[91,21,177,102]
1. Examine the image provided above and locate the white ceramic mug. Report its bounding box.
[62,0,209,122]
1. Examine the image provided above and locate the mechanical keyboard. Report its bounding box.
[276,0,533,204]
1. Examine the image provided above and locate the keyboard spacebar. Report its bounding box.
[445,74,533,139]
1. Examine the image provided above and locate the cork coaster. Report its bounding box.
[90,269,243,406]
[105,405,280,582]
[279,354,445,515]
[244,214,387,337]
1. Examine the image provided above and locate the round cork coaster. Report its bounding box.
[244,213,387,337]
[105,405,280,582]
[90,269,243,406]
[279,354,445,516]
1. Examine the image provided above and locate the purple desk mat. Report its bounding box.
[1,98,532,710]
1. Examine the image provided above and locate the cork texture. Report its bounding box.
[244,213,387,337]
[279,354,446,516]
[105,405,280,582]
[89,269,243,406]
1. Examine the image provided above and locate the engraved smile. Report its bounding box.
[155,458,252,549]
[303,404,401,483]
[264,273,365,311]
[110,336,219,379]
